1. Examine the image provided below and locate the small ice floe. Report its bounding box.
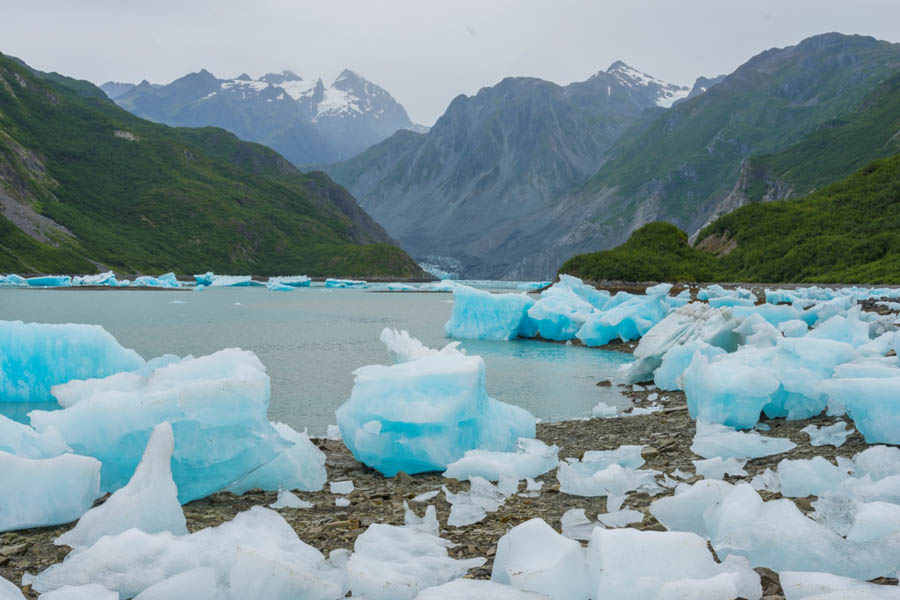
[325,424,342,441]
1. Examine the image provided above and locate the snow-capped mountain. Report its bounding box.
[103,69,423,165]
[600,61,690,107]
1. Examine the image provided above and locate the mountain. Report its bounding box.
[103,68,422,166]
[534,33,900,278]
[326,62,689,279]
[561,152,900,284]
[0,52,425,278]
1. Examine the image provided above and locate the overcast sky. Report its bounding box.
[4,0,899,125]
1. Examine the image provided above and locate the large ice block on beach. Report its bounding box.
[0,320,145,403]
[30,349,287,502]
[526,276,610,341]
[587,527,761,600]
[29,507,341,599]
[336,329,535,476]
[132,568,218,600]
[416,579,550,599]
[576,284,675,346]
[0,577,23,600]
[444,284,537,341]
[492,518,590,600]
[443,476,508,526]
[55,422,187,551]
[0,451,101,532]
[780,571,900,600]
[443,438,558,482]
[557,460,661,501]
[691,422,796,459]
[650,479,735,537]
[655,341,726,391]
[0,414,70,458]
[193,272,214,286]
[821,377,900,444]
[207,275,263,287]
[347,523,485,600]
[228,422,326,494]
[268,275,311,287]
[777,457,852,498]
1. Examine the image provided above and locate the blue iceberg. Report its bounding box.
[0,320,146,403]
[527,275,610,341]
[576,283,676,346]
[444,284,537,341]
[193,272,214,286]
[72,271,118,287]
[133,273,182,288]
[268,275,311,287]
[325,278,368,289]
[335,328,536,476]
[265,281,295,292]
[25,275,72,287]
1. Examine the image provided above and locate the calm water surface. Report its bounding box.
[0,286,631,434]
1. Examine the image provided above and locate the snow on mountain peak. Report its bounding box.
[604,61,689,108]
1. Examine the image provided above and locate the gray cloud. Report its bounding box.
[3,0,899,125]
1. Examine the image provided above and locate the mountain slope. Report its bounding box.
[0,52,425,277]
[541,33,900,275]
[561,152,900,284]
[106,69,421,165]
[327,62,688,278]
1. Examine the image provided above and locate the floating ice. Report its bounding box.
[0,320,145,403]
[444,284,536,341]
[265,281,294,291]
[576,284,675,346]
[270,490,312,509]
[228,422,326,494]
[492,518,590,600]
[587,527,762,600]
[205,275,263,287]
[691,422,796,459]
[346,523,484,600]
[526,275,610,341]
[779,571,900,600]
[416,579,550,599]
[801,421,851,447]
[29,507,341,599]
[330,480,354,494]
[2,274,26,286]
[26,275,72,287]
[443,438,558,482]
[0,451,101,532]
[420,280,458,292]
[31,349,288,503]
[693,457,747,480]
[268,275,311,287]
[516,281,552,292]
[336,329,535,476]
[55,422,186,551]
[193,272,214,286]
[133,273,181,288]
[325,278,367,289]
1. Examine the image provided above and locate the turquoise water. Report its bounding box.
[0,286,631,434]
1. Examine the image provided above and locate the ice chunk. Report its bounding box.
[270,489,312,509]
[777,457,852,498]
[693,457,747,480]
[751,468,781,493]
[845,501,900,543]
[821,376,900,444]
[335,497,350,507]
[516,281,552,292]
[133,567,218,600]
[347,523,484,600]
[650,479,735,537]
[579,445,645,470]
[691,421,796,459]
[654,340,726,391]
[801,421,851,447]
[268,275,311,287]
[38,584,118,599]
[526,275,609,341]
[416,579,550,599]
[557,461,661,499]
[31,349,287,503]
[412,490,440,503]
[336,330,535,476]
[26,275,72,287]
[193,272,214,286]
[227,547,343,600]
[0,414,70,458]
[443,438,558,482]
[596,509,643,527]
[265,281,294,291]
[325,424,342,441]
[228,422,326,494]
[586,527,761,600]
[560,508,600,541]
[590,401,618,418]
[492,518,590,600]
[330,480,354,494]
[0,576,24,600]
[0,320,145,403]
[576,284,675,346]
[780,570,900,600]
[55,422,186,551]
[807,306,872,348]
[0,451,101,532]
[403,501,439,535]
[443,477,507,526]
[30,507,338,599]
[444,284,536,341]
[853,446,900,480]
[778,319,809,338]
[72,271,118,287]
[325,278,367,288]
[206,275,263,287]
[133,273,181,288]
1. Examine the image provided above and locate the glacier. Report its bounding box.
[336,328,535,476]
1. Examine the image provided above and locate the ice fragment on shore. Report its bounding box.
[416,579,550,599]
[693,457,747,480]
[270,489,312,509]
[443,477,507,527]
[228,422,326,494]
[691,421,796,459]
[55,422,186,551]
[443,438,558,482]
[325,424,342,440]
[560,508,599,541]
[267,275,311,287]
[403,501,439,535]
[779,570,900,600]
[526,275,609,341]
[38,584,118,600]
[557,461,661,499]
[330,480,354,495]
[0,415,70,459]
[596,509,643,528]
[325,278,367,289]
[777,457,852,498]
[412,490,440,503]
[443,284,536,341]
[820,376,900,444]
[132,568,218,600]
[590,401,618,418]
[0,575,24,600]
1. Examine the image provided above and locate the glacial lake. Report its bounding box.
[0,285,633,435]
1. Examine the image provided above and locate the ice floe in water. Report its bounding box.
[444,284,536,341]
[336,328,535,476]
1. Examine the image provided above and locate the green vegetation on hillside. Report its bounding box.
[0,53,424,278]
[561,153,900,284]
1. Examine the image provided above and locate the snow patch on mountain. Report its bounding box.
[606,61,690,108]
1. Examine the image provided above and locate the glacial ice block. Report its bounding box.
[0,320,145,403]
[557,460,661,500]
[265,281,294,292]
[133,273,181,288]
[526,275,610,341]
[691,422,796,459]
[416,579,550,599]
[444,284,537,341]
[821,377,900,444]
[268,275,311,287]
[25,275,72,287]
[38,584,118,600]
[576,284,675,346]
[347,523,485,600]
[72,271,118,287]
[335,329,535,476]
[443,438,558,482]
[193,272,214,286]
[55,422,187,551]
[30,349,287,502]
[325,278,367,288]
[0,414,70,458]
[207,275,263,287]
[801,421,851,447]
[228,422,326,494]
[491,518,590,600]
[0,451,101,532]
[0,577,23,600]
[779,571,900,600]
[654,341,726,391]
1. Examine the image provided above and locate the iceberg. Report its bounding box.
[55,422,187,551]
[526,275,609,341]
[690,421,796,459]
[267,275,311,287]
[193,272,214,286]
[133,273,181,288]
[228,422,326,494]
[821,377,900,444]
[207,275,263,287]
[654,340,726,391]
[2,274,26,286]
[265,281,294,291]
[25,275,72,287]
[325,278,367,288]
[30,349,288,503]
[336,329,535,476]
[346,523,484,600]
[444,284,536,341]
[0,451,101,532]
[72,271,118,287]
[576,284,674,346]
[516,281,552,291]
[443,438,558,482]
[0,320,145,403]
